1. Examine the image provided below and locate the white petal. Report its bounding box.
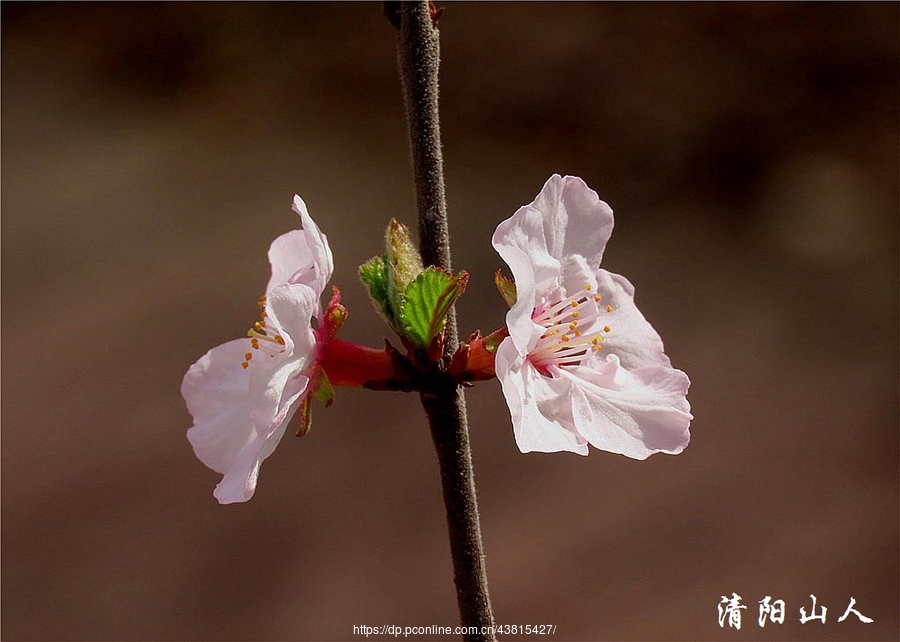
[212,403,296,504]
[492,210,553,356]
[501,253,545,356]
[594,269,672,368]
[211,438,263,504]
[560,355,692,459]
[493,198,561,295]
[183,338,304,504]
[265,282,318,357]
[493,175,614,354]
[183,339,257,475]
[493,175,613,290]
[496,338,589,455]
[249,283,317,430]
[266,194,334,300]
[528,175,614,268]
[558,254,600,302]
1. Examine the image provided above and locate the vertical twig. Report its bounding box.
[394,2,496,639]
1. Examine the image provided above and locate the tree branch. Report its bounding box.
[395,2,496,639]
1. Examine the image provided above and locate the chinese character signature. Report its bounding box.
[717,594,872,628]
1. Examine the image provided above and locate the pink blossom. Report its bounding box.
[492,175,692,458]
[182,195,336,503]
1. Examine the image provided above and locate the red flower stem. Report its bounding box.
[395,2,496,639]
[461,337,498,380]
[320,337,395,388]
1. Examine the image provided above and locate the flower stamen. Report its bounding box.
[242,295,287,366]
[248,328,286,346]
[530,284,614,370]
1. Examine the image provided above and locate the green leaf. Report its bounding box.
[399,267,469,347]
[312,371,335,407]
[359,255,395,326]
[494,269,517,308]
[295,373,335,437]
[385,219,424,318]
[482,328,509,354]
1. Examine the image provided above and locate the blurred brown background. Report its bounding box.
[2,3,897,641]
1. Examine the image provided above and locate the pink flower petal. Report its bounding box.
[496,338,589,455]
[211,409,295,504]
[527,174,614,268]
[493,175,613,291]
[560,355,692,459]
[593,269,671,369]
[266,194,334,300]
[493,175,615,356]
[248,283,317,431]
[493,198,560,296]
[184,339,257,475]
[183,339,298,504]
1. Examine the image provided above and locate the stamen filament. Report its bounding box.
[247,328,284,344]
[241,294,287,366]
[529,283,614,369]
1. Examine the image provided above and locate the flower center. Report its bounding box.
[529,284,612,371]
[241,295,286,369]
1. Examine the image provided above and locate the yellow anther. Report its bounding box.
[241,362,249,369]
[260,311,268,318]
[561,335,570,342]
[275,335,286,346]
[572,311,579,318]
[593,345,603,351]
[606,305,613,313]
[251,338,260,349]
[254,321,265,331]
[568,322,577,330]
[591,337,599,345]
[571,301,578,308]
[603,325,611,333]
[584,284,592,291]
[575,330,582,337]
[594,295,602,302]
[244,352,252,361]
